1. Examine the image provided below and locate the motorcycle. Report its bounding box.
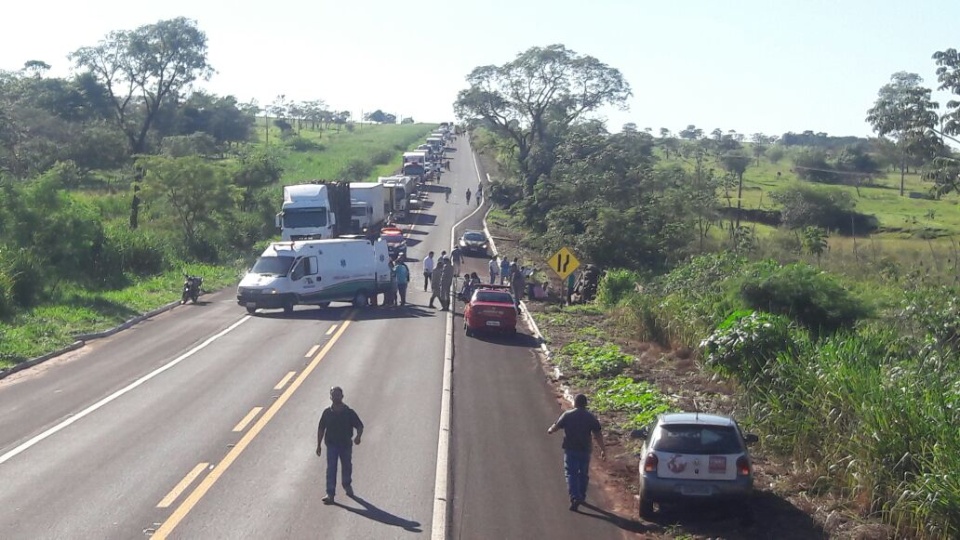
[181,275,203,304]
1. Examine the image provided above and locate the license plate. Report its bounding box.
[485,320,501,326]
[680,485,713,496]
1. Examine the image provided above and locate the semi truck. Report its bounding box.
[277,181,376,241]
[348,182,387,234]
[378,175,416,221]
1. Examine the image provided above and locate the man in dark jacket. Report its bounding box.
[317,386,364,504]
[547,394,605,511]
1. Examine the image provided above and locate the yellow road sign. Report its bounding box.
[547,247,580,280]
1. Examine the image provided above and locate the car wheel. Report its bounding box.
[246,305,257,315]
[464,322,473,337]
[352,291,368,309]
[282,297,294,314]
[317,302,330,309]
[638,491,654,520]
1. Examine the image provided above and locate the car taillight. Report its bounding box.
[643,453,658,473]
[737,456,751,476]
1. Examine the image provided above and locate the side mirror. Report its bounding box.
[744,433,759,445]
[629,427,648,440]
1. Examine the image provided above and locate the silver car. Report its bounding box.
[633,412,758,520]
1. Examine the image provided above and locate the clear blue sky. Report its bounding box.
[3,0,959,137]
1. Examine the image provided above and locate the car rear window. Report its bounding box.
[654,425,743,454]
[474,292,513,304]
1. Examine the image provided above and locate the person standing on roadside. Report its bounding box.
[499,256,510,285]
[385,260,398,306]
[488,256,499,284]
[511,265,526,311]
[422,251,435,292]
[395,258,410,306]
[317,387,364,505]
[440,257,455,310]
[547,394,604,511]
[450,245,464,277]
[429,259,445,309]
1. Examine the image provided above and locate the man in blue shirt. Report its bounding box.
[395,258,410,306]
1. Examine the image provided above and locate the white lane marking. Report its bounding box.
[431,138,483,539]
[305,345,320,357]
[273,371,296,391]
[325,324,337,336]
[232,407,263,432]
[157,462,209,508]
[0,316,252,466]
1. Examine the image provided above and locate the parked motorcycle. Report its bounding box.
[181,275,203,304]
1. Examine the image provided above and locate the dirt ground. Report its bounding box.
[486,221,896,540]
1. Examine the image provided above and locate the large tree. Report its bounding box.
[866,72,940,196]
[454,44,631,198]
[70,17,214,154]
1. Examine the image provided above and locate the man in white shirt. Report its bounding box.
[422,251,435,291]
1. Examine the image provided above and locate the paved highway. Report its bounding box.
[0,136,629,539]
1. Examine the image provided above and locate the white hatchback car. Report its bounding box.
[633,412,759,520]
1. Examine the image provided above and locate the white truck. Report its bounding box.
[348,182,387,234]
[276,181,363,241]
[237,238,392,314]
[378,175,416,221]
[402,151,427,166]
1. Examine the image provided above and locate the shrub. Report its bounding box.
[102,224,173,276]
[590,376,672,428]
[700,310,795,381]
[286,136,324,152]
[766,146,786,163]
[734,261,871,334]
[338,159,373,182]
[370,149,393,166]
[596,269,640,307]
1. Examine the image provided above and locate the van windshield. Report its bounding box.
[283,208,327,228]
[251,256,295,276]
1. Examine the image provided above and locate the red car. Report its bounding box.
[463,285,518,337]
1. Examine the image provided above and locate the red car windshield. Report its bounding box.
[473,291,513,304]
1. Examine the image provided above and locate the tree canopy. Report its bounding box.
[454,44,631,198]
[70,17,214,154]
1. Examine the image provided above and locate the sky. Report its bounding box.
[3,0,960,138]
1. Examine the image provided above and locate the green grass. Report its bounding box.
[0,264,240,368]
[277,123,437,182]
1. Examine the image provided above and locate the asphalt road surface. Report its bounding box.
[0,135,629,540]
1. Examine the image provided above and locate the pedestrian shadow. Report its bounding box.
[576,502,649,533]
[332,494,422,532]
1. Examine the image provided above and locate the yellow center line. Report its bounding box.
[304,344,320,357]
[153,316,354,539]
[325,324,337,336]
[273,371,296,391]
[232,407,263,432]
[157,463,209,508]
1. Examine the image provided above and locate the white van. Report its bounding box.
[237,238,391,314]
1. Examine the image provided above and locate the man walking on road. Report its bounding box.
[317,387,364,505]
[429,259,445,309]
[422,251,435,291]
[547,394,605,511]
[488,257,499,284]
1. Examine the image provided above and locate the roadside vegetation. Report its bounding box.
[464,44,960,538]
[0,17,436,368]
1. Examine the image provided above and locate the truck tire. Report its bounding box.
[246,305,257,315]
[352,291,368,309]
[317,302,330,309]
[282,296,295,314]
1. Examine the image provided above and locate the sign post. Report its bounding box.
[547,247,581,305]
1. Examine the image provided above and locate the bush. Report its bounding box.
[734,261,871,334]
[596,269,640,307]
[102,224,174,276]
[700,310,795,381]
[286,136,324,152]
[338,159,373,182]
[766,145,786,164]
[370,149,393,166]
